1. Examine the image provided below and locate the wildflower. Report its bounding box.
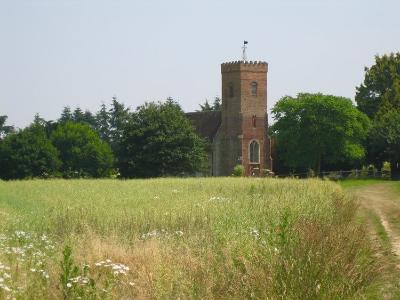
[66,283,72,288]
[250,228,260,239]
[141,230,160,240]
[30,268,36,272]
[1,285,11,292]
[129,282,135,286]
[175,231,184,236]
[209,196,229,202]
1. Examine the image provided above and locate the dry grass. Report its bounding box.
[0,178,380,299]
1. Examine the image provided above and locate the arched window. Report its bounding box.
[251,82,257,96]
[229,82,234,97]
[249,140,260,163]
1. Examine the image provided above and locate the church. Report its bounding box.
[186,60,273,176]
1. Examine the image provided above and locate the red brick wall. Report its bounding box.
[218,61,271,176]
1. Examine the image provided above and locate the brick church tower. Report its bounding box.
[214,61,273,176]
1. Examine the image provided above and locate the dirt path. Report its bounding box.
[354,184,400,261]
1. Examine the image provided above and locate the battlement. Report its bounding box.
[221,60,268,73]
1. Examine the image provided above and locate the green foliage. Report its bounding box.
[232,164,244,177]
[355,53,400,178]
[0,124,61,179]
[51,122,114,178]
[118,99,207,178]
[355,53,400,119]
[60,245,96,300]
[60,245,79,299]
[197,97,221,112]
[270,93,371,174]
[95,103,112,144]
[370,110,400,179]
[107,97,131,155]
[59,106,97,128]
[59,106,73,123]
[0,115,14,140]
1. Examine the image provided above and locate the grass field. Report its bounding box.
[0,178,380,299]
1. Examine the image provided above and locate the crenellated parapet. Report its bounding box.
[221,60,268,73]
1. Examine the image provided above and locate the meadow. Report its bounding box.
[0,178,379,299]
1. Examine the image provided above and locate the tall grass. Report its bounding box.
[0,178,377,299]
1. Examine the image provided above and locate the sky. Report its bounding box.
[1,0,399,128]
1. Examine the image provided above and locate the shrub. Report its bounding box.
[232,164,244,177]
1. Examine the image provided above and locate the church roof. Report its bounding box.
[186,111,221,141]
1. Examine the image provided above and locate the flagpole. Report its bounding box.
[242,41,248,61]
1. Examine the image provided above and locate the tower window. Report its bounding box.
[252,115,257,128]
[249,140,260,164]
[229,82,234,97]
[251,82,258,96]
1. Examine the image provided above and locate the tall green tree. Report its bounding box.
[197,97,221,112]
[51,122,114,178]
[270,93,371,174]
[72,107,97,127]
[59,106,73,123]
[0,124,61,179]
[355,53,400,178]
[118,99,207,178]
[95,103,112,144]
[355,53,400,118]
[0,115,14,140]
[108,97,130,155]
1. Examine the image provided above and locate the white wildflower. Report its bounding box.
[1,285,11,292]
[250,228,260,239]
[175,230,184,236]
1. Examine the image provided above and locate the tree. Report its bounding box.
[0,124,61,179]
[0,115,14,140]
[197,97,222,112]
[370,110,400,179]
[118,99,207,178]
[212,97,221,111]
[270,93,371,175]
[355,53,400,119]
[108,97,130,154]
[95,103,111,144]
[355,53,400,179]
[59,106,73,123]
[51,122,114,178]
[72,107,97,127]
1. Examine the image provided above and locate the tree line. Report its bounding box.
[270,53,400,180]
[1,53,399,180]
[0,97,206,179]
